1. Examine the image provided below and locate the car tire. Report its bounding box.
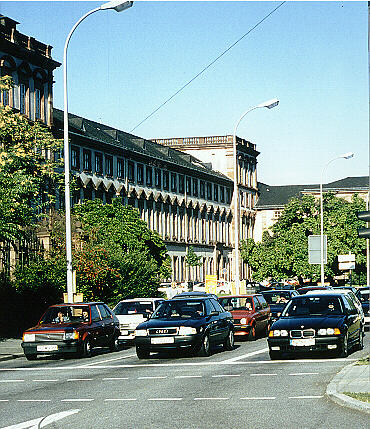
[248,324,256,341]
[338,332,349,358]
[136,347,150,359]
[269,349,281,360]
[109,335,120,352]
[354,329,364,351]
[81,338,92,358]
[25,353,37,361]
[223,329,235,351]
[198,333,211,357]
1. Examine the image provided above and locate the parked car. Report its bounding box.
[21,302,120,360]
[113,298,165,344]
[134,296,234,358]
[267,292,364,360]
[296,286,333,294]
[355,287,370,330]
[261,289,299,323]
[218,294,271,340]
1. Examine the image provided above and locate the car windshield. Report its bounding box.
[262,292,291,305]
[114,301,153,316]
[282,296,344,317]
[40,306,90,324]
[357,291,370,303]
[219,297,253,311]
[152,300,205,319]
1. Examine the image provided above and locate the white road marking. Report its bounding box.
[0,380,24,383]
[289,372,319,376]
[289,395,323,399]
[61,399,94,402]
[250,373,276,376]
[0,409,80,429]
[33,379,59,382]
[103,377,129,380]
[67,378,93,381]
[175,375,202,379]
[78,353,136,367]
[17,399,51,402]
[148,398,182,401]
[0,400,9,402]
[138,376,167,379]
[105,398,137,401]
[212,374,240,378]
[240,396,276,400]
[194,397,229,400]
[220,348,269,362]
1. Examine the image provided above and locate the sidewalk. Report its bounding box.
[326,359,370,414]
[0,338,23,362]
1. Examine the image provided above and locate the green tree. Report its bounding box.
[241,193,366,284]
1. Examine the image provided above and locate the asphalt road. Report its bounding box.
[0,335,369,429]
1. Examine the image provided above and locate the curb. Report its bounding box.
[326,362,370,414]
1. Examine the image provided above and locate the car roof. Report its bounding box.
[116,298,163,303]
[51,302,103,306]
[220,294,262,298]
[261,289,296,293]
[293,292,345,298]
[171,296,211,301]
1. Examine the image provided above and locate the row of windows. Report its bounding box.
[71,147,232,204]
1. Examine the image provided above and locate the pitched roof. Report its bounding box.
[256,177,368,209]
[52,108,232,184]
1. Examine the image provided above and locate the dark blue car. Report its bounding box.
[356,287,370,330]
[261,289,299,323]
[267,292,364,359]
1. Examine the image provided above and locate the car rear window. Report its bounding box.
[219,297,253,312]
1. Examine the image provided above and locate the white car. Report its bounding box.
[113,298,165,344]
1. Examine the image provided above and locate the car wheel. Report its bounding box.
[136,347,150,359]
[25,353,37,361]
[198,333,211,357]
[354,329,364,351]
[338,332,349,358]
[269,349,281,360]
[248,324,256,341]
[81,338,92,358]
[223,329,235,351]
[109,335,120,352]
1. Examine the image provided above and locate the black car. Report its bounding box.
[261,289,299,323]
[21,302,120,360]
[134,296,234,358]
[355,287,370,330]
[267,292,364,359]
[173,291,219,300]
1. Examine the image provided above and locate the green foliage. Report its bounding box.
[241,193,367,284]
[185,246,203,267]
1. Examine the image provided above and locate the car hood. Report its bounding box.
[136,318,205,330]
[25,323,82,332]
[271,316,345,330]
[116,314,148,324]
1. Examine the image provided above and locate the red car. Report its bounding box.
[219,294,271,340]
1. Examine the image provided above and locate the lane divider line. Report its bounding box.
[148,398,182,401]
[240,396,276,400]
[212,374,241,378]
[105,398,137,401]
[250,373,277,376]
[220,348,269,363]
[194,397,229,400]
[289,373,319,376]
[61,399,94,402]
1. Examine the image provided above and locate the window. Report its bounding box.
[95,152,103,174]
[179,175,185,194]
[192,178,198,197]
[163,171,169,190]
[105,155,113,176]
[128,161,135,182]
[90,305,101,322]
[253,297,262,311]
[155,168,161,188]
[186,177,191,195]
[206,183,212,200]
[20,82,27,115]
[117,158,124,179]
[214,184,218,201]
[137,164,144,184]
[257,295,268,309]
[146,166,153,186]
[171,172,177,192]
[83,149,92,171]
[220,186,225,203]
[35,88,42,120]
[71,146,80,170]
[200,181,205,199]
[98,304,111,320]
[226,188,232,204]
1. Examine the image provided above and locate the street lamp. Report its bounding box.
[233,98,279,294]
[320,152,354,286]
[63,0,133,303]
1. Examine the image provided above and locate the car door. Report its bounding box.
[342,296,361,344]
[205,299,221,344]
[98,304,115,345]
[256,295,270,330]
[89,304,104,346]
[211,298,230,341]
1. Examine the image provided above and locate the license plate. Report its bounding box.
[290,339,315,347]
[37,345,58,352]
[151,337,174,344]
[120,330,129,336]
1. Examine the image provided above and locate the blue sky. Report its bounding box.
[2,1,368,186]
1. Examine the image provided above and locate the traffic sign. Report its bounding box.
[308,235,327,264]
[338,254,355,263]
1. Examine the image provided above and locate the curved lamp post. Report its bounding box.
[320,152,354,286]
[64,0,134,303]
[233,98,279,294]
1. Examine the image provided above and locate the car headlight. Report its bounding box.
[240,318,247,325]
[64,331,79,340]
[318,328,341,336]
[135,329,148,336]
[269,330,288,337]
[178,326,197,335]
[23,333,35,342]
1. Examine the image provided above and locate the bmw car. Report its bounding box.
[134,296,234,358]
[267,292,364,359]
